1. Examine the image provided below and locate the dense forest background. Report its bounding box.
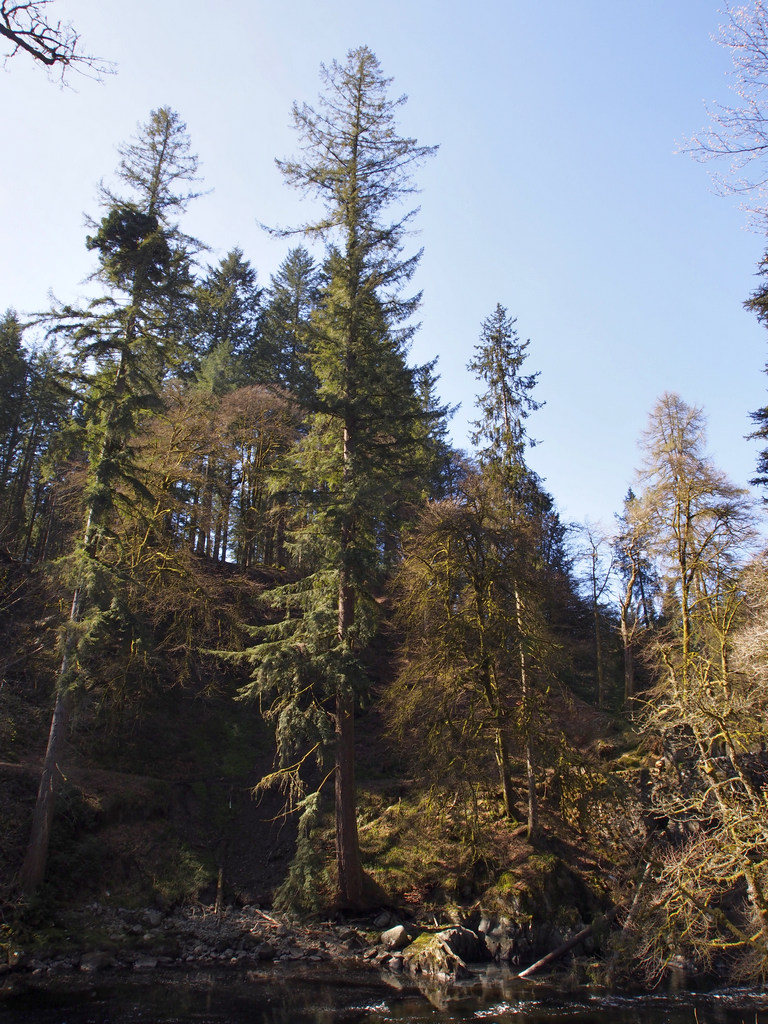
[4,4,768,987]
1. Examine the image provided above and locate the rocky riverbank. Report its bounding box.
[1,901,598,991]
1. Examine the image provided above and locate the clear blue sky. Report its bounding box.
[2,0,766,530]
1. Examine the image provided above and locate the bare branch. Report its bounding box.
[0,1,113,79]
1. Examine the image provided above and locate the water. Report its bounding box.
[2,963,768,1023]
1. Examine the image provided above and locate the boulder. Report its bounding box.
[133,955,158,971]
[380,924,410,951]
[79,952,116,973]
[439,926,490,963]
[402,927,488,981]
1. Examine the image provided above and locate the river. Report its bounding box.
[2,963,768,1023]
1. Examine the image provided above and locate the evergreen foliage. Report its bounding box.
[18,107,201,893]
[0,314,73,561]
[261,246,321,399]
[238,46,437,908]
[3,40,768,986]
[192,249,263,380]
[469,303,542,478]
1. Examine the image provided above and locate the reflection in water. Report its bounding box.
[1,963,768,1023]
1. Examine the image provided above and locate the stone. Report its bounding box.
[402,934,472,981]
[79,952,115,973]
[133,956,158,970]
[380,924,410,951]
[436,926,489,963]
[401,927,489,981]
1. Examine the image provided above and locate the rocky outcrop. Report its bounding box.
[400,926,490,981]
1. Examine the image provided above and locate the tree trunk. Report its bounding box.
[17,686,72,892]
[333,414,364,908]
[592,588,605,710]
[618,561,638,705]
[619,612,636,703]
[494,725,517,818]
[334,670,363,907]
[20,481,43,562]
[515,585,538,840]
[17,575,83,896]
[525,735,538,840]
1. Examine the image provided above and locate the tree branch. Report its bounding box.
[1,1,113,78]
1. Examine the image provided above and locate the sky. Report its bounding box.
[2,0,767,533]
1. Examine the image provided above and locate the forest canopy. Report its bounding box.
[3,29,768,988]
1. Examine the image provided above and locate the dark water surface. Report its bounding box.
[2,963,768,1024]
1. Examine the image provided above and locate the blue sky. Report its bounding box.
[2,0,767,530]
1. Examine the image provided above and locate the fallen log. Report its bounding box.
[518,908,619,979]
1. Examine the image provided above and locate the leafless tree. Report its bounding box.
[620,394,768,982]
[1,1,111,78]
[686,1,768,210]
[574,521,614,709]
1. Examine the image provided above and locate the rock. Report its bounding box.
[373,911,394,929]
[47,960,72,975]
[133,956,158,970]
[401,927,490,980]
[380,924,410,951]
[143,909,163,928]
[436,926,489,963]
[79,952,115,973]
[402,931,471,981]
[477,914,494,934]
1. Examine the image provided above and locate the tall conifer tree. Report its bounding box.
[240,47,435,907]
[19,108,199,892]
[468,304,548,837]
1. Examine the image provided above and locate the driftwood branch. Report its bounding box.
[518,908,619,979]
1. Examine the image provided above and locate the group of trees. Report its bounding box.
[6,6,768,983]
[610,393,768,979]
[2,51,597,908]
